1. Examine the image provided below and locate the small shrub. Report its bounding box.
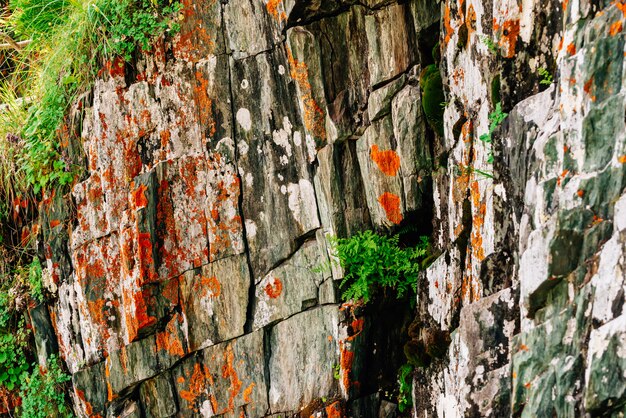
[333,231,429,304]
[18,355,72,418]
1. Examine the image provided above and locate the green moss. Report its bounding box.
[420,64,445,136]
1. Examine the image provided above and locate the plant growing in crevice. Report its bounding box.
[332,231,430,305]
[537,67,553,86]
[481,35,499,55]
[397,363,414,413]
[479,102,507,164]
[18,355,72,418]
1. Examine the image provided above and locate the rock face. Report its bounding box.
[32,0,626,416]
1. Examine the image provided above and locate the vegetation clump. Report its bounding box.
[333,230,430,305]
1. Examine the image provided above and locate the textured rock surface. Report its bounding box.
[31,0,626,416]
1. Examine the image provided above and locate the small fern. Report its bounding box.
[332,231,429,304]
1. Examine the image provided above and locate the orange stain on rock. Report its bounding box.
[242,383,255,403]
[326,401,345,418]
[566,43,576,55]
[286,48,327,143]
[264,277,283,299]
[195,275,222,299]
[610,20,623,36]
[266,0,287,21]
[180,363,213,411]
[378,192,403,224]
[156,316,186,357]
[370,145,401,176]
[443,5,454,47]
[339,342,355,392]
[132,183,149,209]
[221,345,242,413]
[499,19,521,58]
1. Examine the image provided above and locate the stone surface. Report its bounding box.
[26,0,626,417]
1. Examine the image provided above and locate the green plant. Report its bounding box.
[18,355,72,418]
[0,326,29,391]
[2,0,182,194]
[420,65,445,136]
[479,102,508,164]
[481,35,499,55]
[333,364,341,380]
[332,231,429,304]
[538,67,553,86]
[397,363,414,413]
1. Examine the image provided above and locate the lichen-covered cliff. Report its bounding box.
[22,0,626,416]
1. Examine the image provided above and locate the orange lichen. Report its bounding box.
[325,401,344,418]
[618,155,626,164]
[377,192,403,224]
[339,342,355,393]
[609,20,623,36]
[566,43,576,55]
[132,183,149,209]
[49,219,61,228]
[443,5,454,47]
[286,48,326,143]
[242,383,255,403]
[194,71,217,136]
[221,345,242,413]
[616,0,626,17]
[195,275,222,299]
[180,363,213,411]
[156,316,186,357]
[370,145,401,176]
[499,19,521,58]
[266,0,287,21]
[264,277,283,299]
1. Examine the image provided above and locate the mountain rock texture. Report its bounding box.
[30,0,626,416]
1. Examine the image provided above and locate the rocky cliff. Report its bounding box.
[29,0,626,416]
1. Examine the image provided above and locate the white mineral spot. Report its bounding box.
[278,65,286,75]
[281,185,287,194]
[272,117,293,156]
[236,108,252,131]
[277,173,284,181]
[246,173,254,187]
[241,79,249,89]
[200,400,214,417]
[238,139,250,155]
[280,155,289,165]
[245,219,257,238]
[306,134,317,162]
[293,131,302,146]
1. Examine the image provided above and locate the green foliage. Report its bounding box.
[481,35,499,55]
[18,356,72,418]
[0,324,29,392]
[538,67,553,86]
[28,257,43,303]
[479,102,508,164]
[333,364,341,380]
[93,0,182,61]
[397,363,414,413]
[3,0,182,194]
[333,231,429,304]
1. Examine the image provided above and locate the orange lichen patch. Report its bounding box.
[610,20,623,36]
[156,316,186,357]
[75,389,103,418]
[378,192,403,224]
[466,5,477,46]
[326,401,345,418]
[556,169,569,186]
[104,359,118,402]
[286,48,326,143]
[443,5,454,47]
[242,383,255,403]
[618,155,626,164]
[339,342,355,393]
[222,345,242,413]
[266,0,287,21]
[264,277,283,299]
[562,0,569,12]
[49,219,61,228]
[616,0,626,16]
[193,71,217,137]
[132,183,149,209]
[195,276,222,299]
[524,382,531,389]
[584,76,594,95]
[370,145,401,176]
[519,344,529,351]
[499,19,521,58]
[566,43,576,55]
[577,189,585,198]
[180,363,214,411]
